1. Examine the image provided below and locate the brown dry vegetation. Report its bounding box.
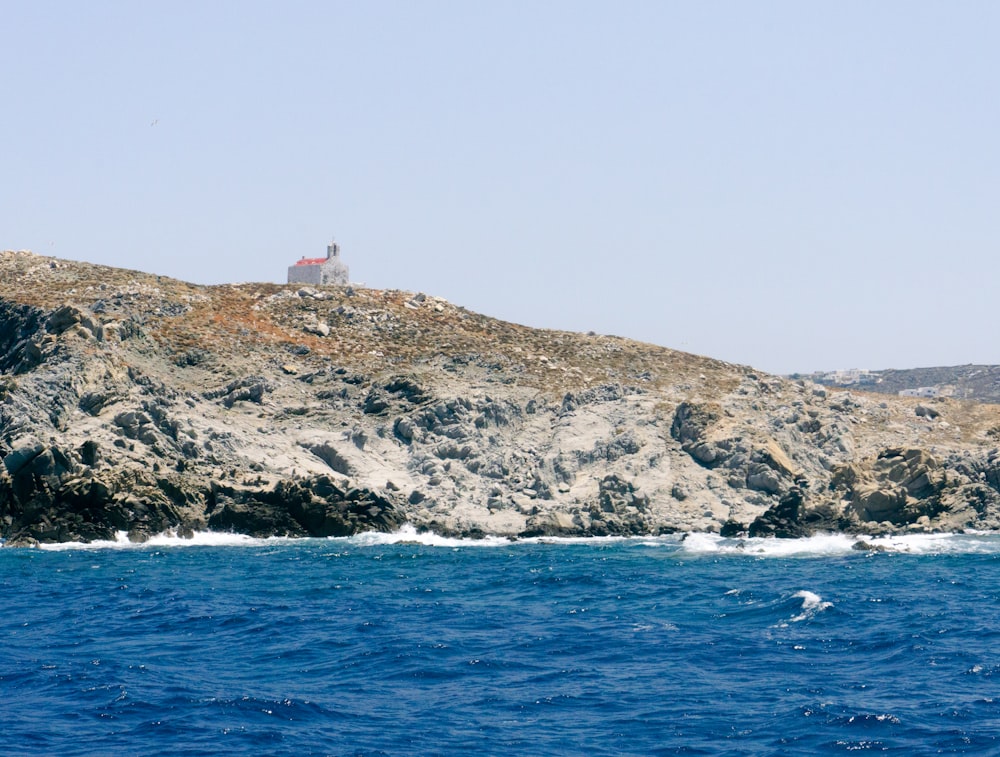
[4,249,999,446]
[0,250,742,399]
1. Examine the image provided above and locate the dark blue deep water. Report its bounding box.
[3,530,1000,755]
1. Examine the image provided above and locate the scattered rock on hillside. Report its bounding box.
[4,248,1000,544]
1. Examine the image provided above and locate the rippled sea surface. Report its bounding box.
[3,529,1000,755]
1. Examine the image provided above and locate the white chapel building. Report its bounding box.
[287,240,350,286]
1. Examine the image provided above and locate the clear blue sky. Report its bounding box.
[3,1,997,375]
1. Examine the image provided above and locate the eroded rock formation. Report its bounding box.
[3,249,1000,545]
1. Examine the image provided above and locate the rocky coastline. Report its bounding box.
[4,249,1000,547]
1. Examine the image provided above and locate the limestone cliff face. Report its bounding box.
[3,249,1000,545]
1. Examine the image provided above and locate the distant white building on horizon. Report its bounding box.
[814,368,877,386]
[899,386,942,399]
[287,240,350,286]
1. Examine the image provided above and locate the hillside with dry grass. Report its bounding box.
[4,249,1000,545]
[810,365,1000,404]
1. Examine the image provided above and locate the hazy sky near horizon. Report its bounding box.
[3,1,997,375]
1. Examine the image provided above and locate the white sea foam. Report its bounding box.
[33,531,131,551]
[17,525,1000,554]
[346,524,515,548]
[519,534,634,546]
[34,530,288,551]
[675,531,1000,558]
[677,532,858,557]
[859,532,1000,555]
[30,525,519,551]
[346,525,637,548]
[789,589,833,622]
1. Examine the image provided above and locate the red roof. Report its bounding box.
[294,257,327,266]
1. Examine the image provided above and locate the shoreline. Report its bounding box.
[8,524,1000,556]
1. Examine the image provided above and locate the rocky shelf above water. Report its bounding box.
[4,249,1000,546]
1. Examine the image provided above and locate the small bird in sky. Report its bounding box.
[151,119,159,127]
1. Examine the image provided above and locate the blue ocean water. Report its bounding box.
[3,530,1000,755]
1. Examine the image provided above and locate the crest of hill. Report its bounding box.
[0,249,741,398]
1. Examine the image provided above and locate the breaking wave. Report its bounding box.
[673,530,1000,557]
[15,525,1000,556]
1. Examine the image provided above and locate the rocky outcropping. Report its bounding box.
[3,249,1000,545]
